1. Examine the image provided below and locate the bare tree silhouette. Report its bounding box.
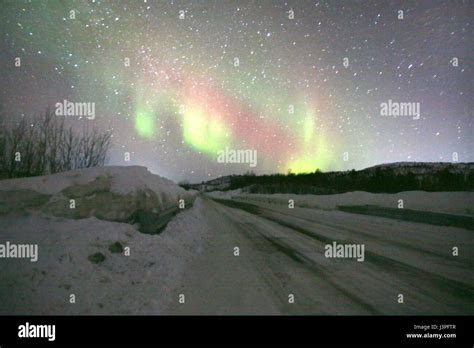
[0,108,112,178]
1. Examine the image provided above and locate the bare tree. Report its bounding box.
[0,108,112,178]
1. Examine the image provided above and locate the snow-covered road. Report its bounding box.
[165,196,474,315]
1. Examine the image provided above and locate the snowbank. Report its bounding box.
[0,166,196,225]
[0,166,207,314]
[206,189,242,199]
[0,165,189,196]
[216,191,474,216]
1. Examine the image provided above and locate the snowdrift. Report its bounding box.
[0,166,196,231]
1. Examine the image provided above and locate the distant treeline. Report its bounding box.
[226,166,474,194]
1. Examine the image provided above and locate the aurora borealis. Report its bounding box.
[1,1,472,182]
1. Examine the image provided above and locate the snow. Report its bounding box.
[1,166,472,314]
[0,166,206,314]
[212,191,474,216]
[161,196,474,314]
[0,165,183,196]
[0,197,211,314]
[0,166,197,222]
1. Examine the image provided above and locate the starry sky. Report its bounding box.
[1,0,472,182]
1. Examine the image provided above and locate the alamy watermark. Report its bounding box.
[0,241,38,262]
[324,241,365,262]
[55,99,95,120]
[18,322,55,341]
[380,99,420,120]
[217,147,257,167]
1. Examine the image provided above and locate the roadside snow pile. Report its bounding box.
[0,166,207,314]
[206,189,242,199]
[0,166,196,224]
[226,191,474,216]
[0,165,184,195]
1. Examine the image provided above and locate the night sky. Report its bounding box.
[1,0,472,182]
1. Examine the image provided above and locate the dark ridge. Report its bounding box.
[186,162,474,194]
